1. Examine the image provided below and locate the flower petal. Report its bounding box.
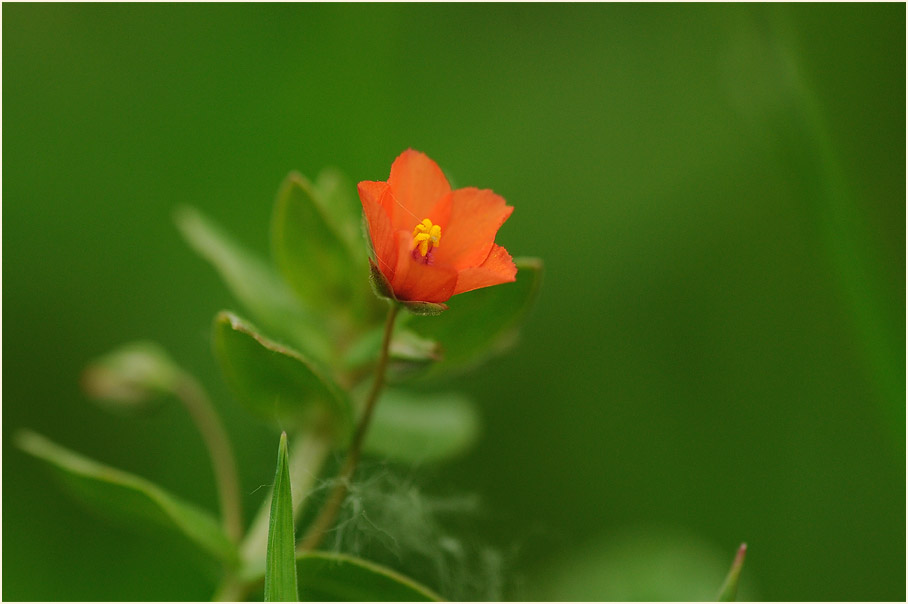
[452,244,517,295]
[391,232,458,303]
[358,180,398,282]
[434,187,513,270]
[387,149,451,232]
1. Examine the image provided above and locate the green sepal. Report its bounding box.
[410,256,542,377]
[368,258,449,316]
[212,311,352,442]
[265,432,298,602]
[296,552,442,601]
[363,389,480,463]
[399,299,449,316]
[16,430,238,566]
[175,206,331,363]
[368,257,395,301]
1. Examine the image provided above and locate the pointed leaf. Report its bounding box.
[717,543,747,601]
[296,552,441,601]
[410,257,543,376]
[363,389,479,463]
[367,259,449,316]
[212,312,352,440]
[16,430,237,565]
[271,172,362,312]
[175,206,330,362]
[265,433,298,602]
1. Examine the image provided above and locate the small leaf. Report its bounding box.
[16,430,237,565]
[265,433,298,602]
[296,552,442,601]
[387,330,442,364]
[363,389,480,463]
[411,257,542,376]
[81,341,181,414]
[717,543,747,601]
[175,206,331,362]
[271,172,362,312]
[344,327,441,379]
[385,330,443,380]
[213,312,352,440]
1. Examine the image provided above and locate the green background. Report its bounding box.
[3,3,904,601]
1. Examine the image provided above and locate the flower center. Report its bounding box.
[412,218,441,258]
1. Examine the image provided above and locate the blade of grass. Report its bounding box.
[265,432,298,602]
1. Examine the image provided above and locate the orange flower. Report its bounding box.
[358,150,517,306]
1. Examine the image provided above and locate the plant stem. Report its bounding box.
[211,574,249,602]
[297,303,400,553]
[174,374,243,544]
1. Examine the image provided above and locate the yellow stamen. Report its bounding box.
[412,218,441,257]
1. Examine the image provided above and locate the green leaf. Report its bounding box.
[296,552,441,601]
[16,430,237,565]
[212,312,352,440]
[717,543,747,601]
[363,389,479,463]
[343,327,441,379]
[410,257,543,376]
[175,206,331,362]
[265,433,298,602]
[385,330,442,378]
[271,171,362,313]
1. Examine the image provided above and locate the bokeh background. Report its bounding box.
[3,3,904,601]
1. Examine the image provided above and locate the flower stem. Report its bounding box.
[297,303,400,553]
[173,374,243,543]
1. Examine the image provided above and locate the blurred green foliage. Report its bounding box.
[3,3,904,601]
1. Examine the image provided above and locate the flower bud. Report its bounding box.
[81,341,181,413]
